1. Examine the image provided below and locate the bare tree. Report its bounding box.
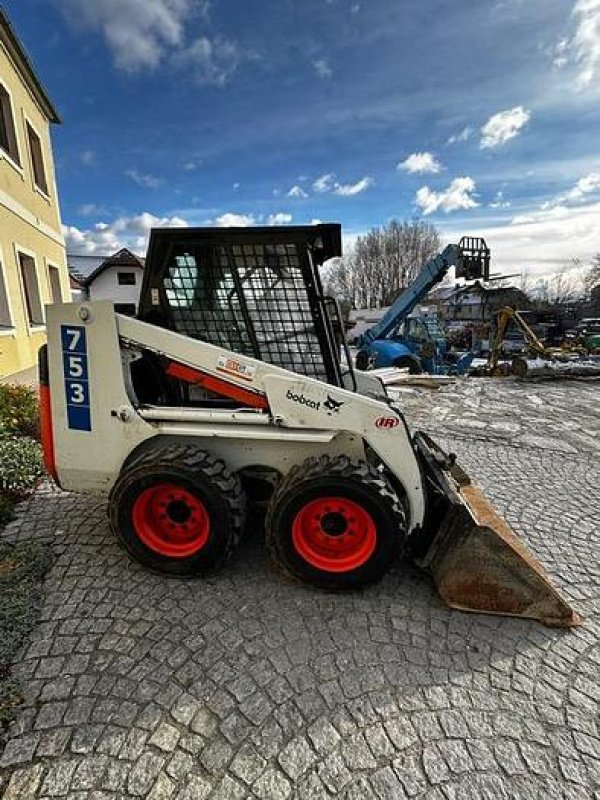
[584,253,600,292]
[324,219,440,308]
[533,264,584,305]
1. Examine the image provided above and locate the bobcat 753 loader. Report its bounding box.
[39,225,579,627]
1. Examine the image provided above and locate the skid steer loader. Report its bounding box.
[39,225,579,627]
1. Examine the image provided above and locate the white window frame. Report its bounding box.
[14,243,46,331]
[0,77,24,177]
[22,111,50,201]
[0,243,16,336]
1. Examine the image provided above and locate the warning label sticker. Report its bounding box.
[216,354,256,382]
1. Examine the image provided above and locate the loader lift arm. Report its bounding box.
[357,237,491,347]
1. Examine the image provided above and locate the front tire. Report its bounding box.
[266,455,406,589]
[355,350,370,371]
[109,444,245,576]
[394,355,422,374]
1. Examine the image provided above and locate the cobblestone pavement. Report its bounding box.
[1,379,598,799]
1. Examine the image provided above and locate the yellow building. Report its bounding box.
[0,8,70,379]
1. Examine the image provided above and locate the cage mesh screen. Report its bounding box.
[163,243,331,381]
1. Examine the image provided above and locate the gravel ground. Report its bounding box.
[0,378,598,799]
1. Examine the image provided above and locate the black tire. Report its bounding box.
[355,350,370,371]
[266,455,406,590]
[109,443,245,576]
[394,355,422,374]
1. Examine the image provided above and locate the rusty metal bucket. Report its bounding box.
[412,432,581,628]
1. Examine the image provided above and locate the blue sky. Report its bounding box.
[6,0,600,275]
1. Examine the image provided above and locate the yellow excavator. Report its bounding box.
[486,306,600,379]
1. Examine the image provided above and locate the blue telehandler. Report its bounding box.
[354,237,490,375]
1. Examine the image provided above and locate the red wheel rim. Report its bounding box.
[292,496,377,573]
[132,483,210,558]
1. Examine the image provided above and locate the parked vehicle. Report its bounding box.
[355,238,490,375]
[39,224,577,627]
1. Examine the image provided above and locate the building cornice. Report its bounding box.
[0,7,61,123]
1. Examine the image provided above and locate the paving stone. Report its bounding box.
[308,717,342,756]
[165,751,194,781]
[71,755,108,790]
[37,728,71,758]
[343,776,379,799]
[199,736,234,775]
[384,717,419,750]
[40,759,78,796]
[341,731,377,770]
[210,774,246,800]
[147,772,175,800]
[253,766,292,799]
[318,751,352,794]
[422,743,451,784]
[173,774,211,800]
[128,752,166,795]
[370,766,408,799]
[230,742,267,784]
[101,759,130,792]
[278,734,318,780]
[149,723,180,752]
[3,764,45,800]
[0,734,39,767]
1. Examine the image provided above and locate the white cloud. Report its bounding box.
[540,171,600,209]
[126,169,163,189]
[267,212,293,225]
[313,59,332,78]
[447,126,472,145]
[311,173,373,196]
[176,36,242,86]
[415,176,478,215]
[77,203,108,216]
[59,0,241,84]
[398,152,441,174]
[334,176,374,196]
[566,170,600,200]
[480,106,530,149]
[572,0,600,88]
[233,182,240,190]
[489,190,510,209]
[214,212,255,227]
[60,0,197,71]
[63,212,189,255]
[313,173,336,193]
[287,185,308,198]
[183,161,199,171]
[310,218,323,225]
[446,201,600,276]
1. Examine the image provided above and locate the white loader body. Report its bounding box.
[46,300,426,530]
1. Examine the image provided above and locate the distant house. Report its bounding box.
[440,282,529,323]
[67,248,145,315]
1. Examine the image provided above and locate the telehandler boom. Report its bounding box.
[39,225,579,627]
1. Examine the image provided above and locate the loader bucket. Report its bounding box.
[412,432,581,628]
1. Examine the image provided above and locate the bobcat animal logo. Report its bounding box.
[324,395,344,415]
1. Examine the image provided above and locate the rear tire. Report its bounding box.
[394,355,422,374]
[109,443,245,576]
[266,455,406,589]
